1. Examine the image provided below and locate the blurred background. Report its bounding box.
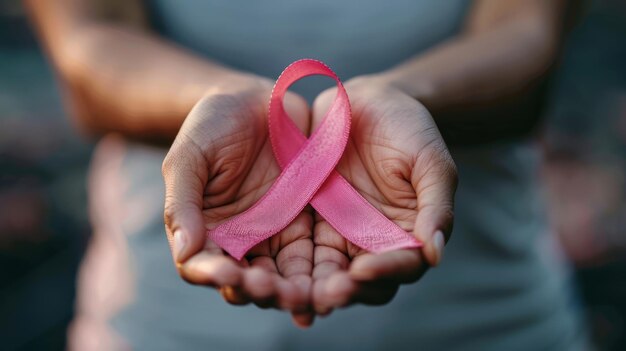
[0,0,91,349]
[0,0,624,350]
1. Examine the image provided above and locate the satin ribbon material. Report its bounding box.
[208,59,421,260]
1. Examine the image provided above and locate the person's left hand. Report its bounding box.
[309,76,458,315]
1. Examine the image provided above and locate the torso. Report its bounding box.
[74,2,586,350]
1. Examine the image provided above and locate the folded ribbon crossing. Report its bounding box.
[208,59,421,260]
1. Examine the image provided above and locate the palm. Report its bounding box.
[164,89,315,325]
[310,81,457,313]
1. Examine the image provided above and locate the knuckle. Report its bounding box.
[189,94,250,134]
[344,76,371,92]
[418,137,458,186]
[313,88,337,111]
[161,151,176,177]
[193,94,238,115]
[163,197,183,230]
[162,138,196,179]
[441,151,458,186]
[285,91,308,110]
[163,201,176,229]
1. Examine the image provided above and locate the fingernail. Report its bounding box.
[432,231,445,266]
[174,230,188,263]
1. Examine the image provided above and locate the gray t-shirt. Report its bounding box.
[106,1,586,350]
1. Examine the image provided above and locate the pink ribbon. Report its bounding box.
[208,59,421,260]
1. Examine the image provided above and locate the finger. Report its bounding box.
[275,212,314,278]
[314,271,358,312]
[242,266,278,308]
[245,256,283,309]
[220,285,251,306]
[275,211,314,312]
[283,92,311,134]
[315,271,401,310]
[311,87,338,125]
[162,143,209,264]
[277,270,312,312]
[312,216,351,315]
[312,246,350,281]
[247,255,308,311]
[311,247,345,316]
[312,238,348,314]
[411,144,458,266]
[291,311,315,329]
[180,250,244,288]
[349,249,426,284]
[248,255,279,273]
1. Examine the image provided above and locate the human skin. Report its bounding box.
[26,0,567,328]
[309,78,456,315]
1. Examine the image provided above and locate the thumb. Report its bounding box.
[411,144,458,267]
[162,142,208,264]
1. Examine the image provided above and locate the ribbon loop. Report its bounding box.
[208,59,420,260]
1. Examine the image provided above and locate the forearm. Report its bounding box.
[25,0,264,142]
[55,24,262,141]
[378,0,567,143]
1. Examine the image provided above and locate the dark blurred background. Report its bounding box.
[0,0,624,350]
[0,0,91,349]
[541,1,626,349]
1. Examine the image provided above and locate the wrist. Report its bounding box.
[375,69,439,110]
[202,71,273,98]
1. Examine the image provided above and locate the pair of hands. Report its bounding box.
[161,74,457,327]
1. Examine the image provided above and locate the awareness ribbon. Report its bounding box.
[208,59,421,260]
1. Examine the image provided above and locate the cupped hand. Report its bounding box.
[310,76,458,315]
[162,76,316,327]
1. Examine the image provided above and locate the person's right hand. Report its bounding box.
[162,76,316,327]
